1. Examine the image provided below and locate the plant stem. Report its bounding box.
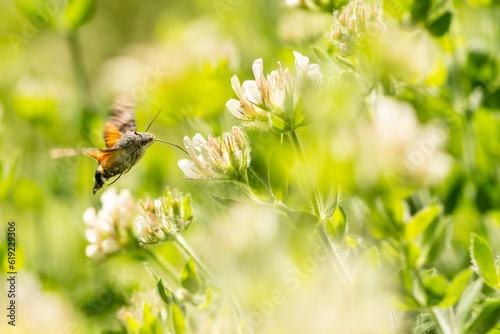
[173,234,212,280]
[288,130,320,216]
[68,31,92,106]
[288,130,350,286]
[144,248,179,285]
[317,220,351,287]
[431,306,455,334]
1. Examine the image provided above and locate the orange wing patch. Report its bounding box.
[85,150,114,165]
[104,123,121,148]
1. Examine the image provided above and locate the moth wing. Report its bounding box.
[50,148,87,159]
[84,148,122,166]
[104,123,122,149]
[104,95,137,148]
[51,148,122,165]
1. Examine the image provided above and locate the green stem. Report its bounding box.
[288,130,350,286]
[317,220,351,287]
[431,306,454,334]
[68,31,91,107]
[173,234,211,280]
[144,248,179,285]
[67,29,96,140]
[288,130,320,216]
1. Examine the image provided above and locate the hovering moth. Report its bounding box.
[51,96,185,194]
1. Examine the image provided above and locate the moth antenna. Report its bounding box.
[145,107,163,132]
[155,139,189,155]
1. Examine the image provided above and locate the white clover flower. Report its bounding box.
[83,188,138,259]
[334,96,452,187]
[225,76,267,122]
[178,126,250,181]
[226,51,322,130]
[136,190,194,245]
[330,0,384,56]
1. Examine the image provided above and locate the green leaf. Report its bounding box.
[424,274,448,306]
[411,0,431,23]
[381,195,404,227]
[464,301,500,334]
[181,258,200,294]
[268,151,288,202]
[400,269,414,292]
[444,176,463,214]
[326,206,347,241]
[197,288,214,309]
[456,279,484,330]
[471,234,498,288]
[157,279,173,305]
[439,269,471,308]
[65,0,95,30]
[317,155,339,220]
[210,194,244,207]
[182,195,193,221]
[286,210,319,234]
[427,12,452,37]
[124,315,141,332]
[405,205,441,240]
[420,217,447,264]
[404,242,421,269]
[484,88,500,109]
[270,114,292,133]
[247,168,272,201]
[142,303,162,334]
[172,303,187,334]
[465,51,498,88]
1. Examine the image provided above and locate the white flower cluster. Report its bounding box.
[83,188,194,259]
[334,96,452,187]
[83,188,137,260]
[178,126,250,181]
[225,51,321,127]
[136,191,193,245]
[330,0,384,56]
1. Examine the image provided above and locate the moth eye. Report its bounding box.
[140,140,148,146]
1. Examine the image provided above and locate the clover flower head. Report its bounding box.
[83,188,138,260]
[331,0,384,56]
[226,51,322,130]
[178,126,250,181]
[136,190,194,245]
[334,96,452,188]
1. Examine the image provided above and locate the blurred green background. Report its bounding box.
[1,0,500,332]
[0,0,332,332]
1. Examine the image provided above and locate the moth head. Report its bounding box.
[135,131,155,148]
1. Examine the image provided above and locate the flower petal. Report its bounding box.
[242,80,263,105]
[231,75,243,99]
[85,244,103,260]
[293,51,310,75]
[307,63,322,87]
[82,207,97,226]
[102,238,120,254]
[252,58,265,88]
[183,135,203,164]
[178,159,204,179]
[226,99,249,120]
